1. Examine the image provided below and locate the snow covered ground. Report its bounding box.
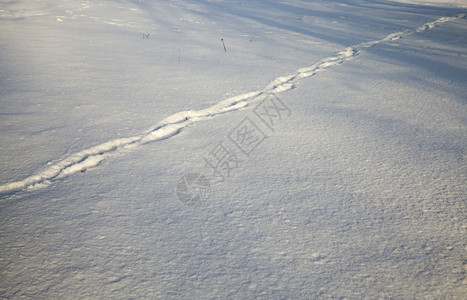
[0,0,466,298]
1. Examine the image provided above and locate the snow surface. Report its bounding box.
[1,0,466,298]
[391,0,467,8]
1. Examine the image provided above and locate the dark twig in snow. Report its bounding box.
[221,38,226,52]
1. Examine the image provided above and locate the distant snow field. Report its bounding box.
[391,0,467,8]
[1,0,466,298]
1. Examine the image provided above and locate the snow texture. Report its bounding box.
[0,0,466,298]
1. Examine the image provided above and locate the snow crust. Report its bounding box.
[0,0,466,298]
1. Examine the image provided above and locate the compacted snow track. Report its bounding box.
[0,13,464,195]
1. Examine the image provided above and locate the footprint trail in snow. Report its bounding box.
[0,13,465,195]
